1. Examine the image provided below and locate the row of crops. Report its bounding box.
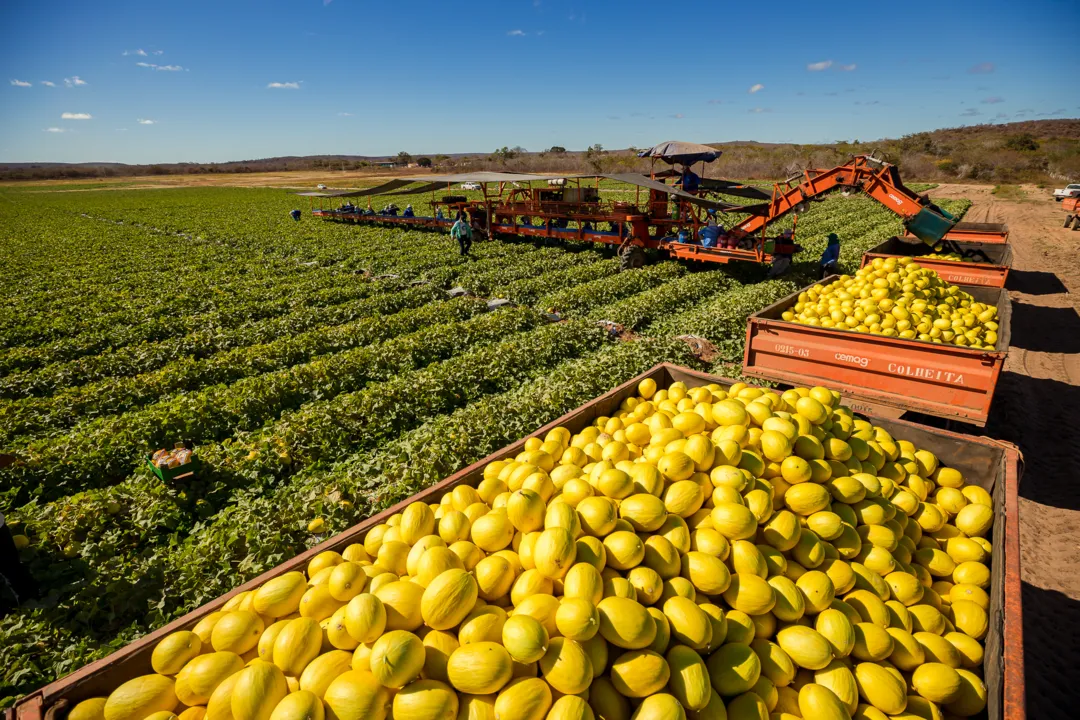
[0,182,968,705]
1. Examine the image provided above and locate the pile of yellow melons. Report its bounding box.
[782,257,1000,348]
[79,379,996,720]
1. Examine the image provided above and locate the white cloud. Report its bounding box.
[61,112,92,119]
[44,127,66,133]
[10,79,32,87]
[137,118,155,124]
[123,49,148,56]
[64,76,87,87]
[670,113,684,119]
[507,29,526,36]
[748,83,764,94]
[153,50,164,55]
[268,81,301,89]
[807,60,833,71]
[338,112,354,116]
[749,107,772,114]
[838,63,857,71]
[137,62,184,71]
[41,80,56,86]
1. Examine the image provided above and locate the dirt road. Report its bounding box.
[931,183,1080,718]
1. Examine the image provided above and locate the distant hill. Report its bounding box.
[2,119,1077,184]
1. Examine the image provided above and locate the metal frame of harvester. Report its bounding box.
[299,147,1008,270]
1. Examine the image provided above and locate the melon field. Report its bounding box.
[0,183,968,703]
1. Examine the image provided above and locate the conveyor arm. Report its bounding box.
[729,155,962,245]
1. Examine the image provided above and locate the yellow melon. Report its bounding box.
[419,568,478,630]
[598,597,656,649]
[104,675,178,720]
[797,683,850,720]
[723,573,776,616]
[776,626,832,670]
[853,662,907,715]
[298,650,353,698]
[268,690,323,720]
[534,527,578,579]
[69,698,108,720]
[662,597,712,652]
[272,618,322,677]
[447,642,513,695]
[342,594,385,645]
[392,679,459,720]
[609,649,670,698]
[680,551,731,596]
[706,643,760,696]
[176,652,245,706]
[153,631,203,676]
[666,645,710,711]
[322,670,390,720]
[230,662,288,720]
[814,661,859,714]
[369,630,425,688]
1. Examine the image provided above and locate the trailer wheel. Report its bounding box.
[1072,216,1080,231]
[1065,214,1075,228]
[619,246,647,271]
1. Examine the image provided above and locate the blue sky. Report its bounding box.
[1,0,1076,164]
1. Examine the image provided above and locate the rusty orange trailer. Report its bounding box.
[861,237,1013,288]
[5,363,1024,720]
[742,279,1011,426]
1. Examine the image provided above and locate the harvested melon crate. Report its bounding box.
[5,364,1025,720]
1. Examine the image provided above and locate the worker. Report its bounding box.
[0,510,37,611]
[455,208,467,222]
[818,233,841,278]
[436,208,445,220]
[678,165,701,194]
[699,210,723,248]
[451,215,473,256]
[767,229,797,278]
[289,209,301,222]
[402,205,415,218]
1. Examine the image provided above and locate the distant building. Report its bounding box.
[375,161,397,168]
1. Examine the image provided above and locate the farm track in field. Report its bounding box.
[0,182,973,704]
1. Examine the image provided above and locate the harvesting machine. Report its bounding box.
[299,141,1008,271]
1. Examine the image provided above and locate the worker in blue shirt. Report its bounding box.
[678,165,701,194]
[699,209,723,248]
[818,233,841,278]
[402,205,415,218]
[289,209,301,221]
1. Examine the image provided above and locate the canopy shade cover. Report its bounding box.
[637,140,723,165]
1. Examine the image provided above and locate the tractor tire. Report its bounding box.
[619,246,647,271]
[1072,216,1080,231]
[1065,214,1074,229]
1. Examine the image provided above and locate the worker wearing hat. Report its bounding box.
[819,233,841,279]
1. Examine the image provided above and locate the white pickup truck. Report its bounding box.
[1054,183,1080,200]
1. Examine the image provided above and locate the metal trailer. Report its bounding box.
[6,364,1024,720]
[861,237,1014,289]
[302,152,1009,270]
[741,278,1011,426]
